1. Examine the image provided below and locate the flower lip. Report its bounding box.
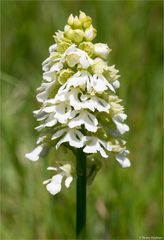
[25,144,49,161]
[43,163,73,195]
[116,150,131,168]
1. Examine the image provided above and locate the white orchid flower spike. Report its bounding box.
[26,11,130,195]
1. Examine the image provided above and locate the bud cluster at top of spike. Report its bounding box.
[64,11,96,44]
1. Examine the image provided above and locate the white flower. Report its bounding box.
[51,128,85,149]
[115,150,131,168]
[64,45,93,68]
[42,52,62,73]
[91,74,115,93]
[36,81,56,103]
[69,110,98,132]
[68,88,110,112]
[43,103,72,124]
[113,113,129,135]
[83,137,112,158]
[43,164,73,195]
[43,70,57,82]
[94,43,111,59]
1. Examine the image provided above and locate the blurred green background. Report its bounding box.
[1,1,163,239]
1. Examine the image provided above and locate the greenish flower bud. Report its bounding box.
[79,11,92,29]
[91,58,107,74]
[54,31,72,45]
[108,95,122,103]
[73,29,84,44]
[79,11,86,21]
[67,14,74,26]
[65,54,80,67]
[108,96,124,116]
[108,140,124,153]
[58,69,74,84]
[57,41,71,53]
[50,52,60,62]
[64,25,84,44]
[103,65,120,82]
[64,25,75,41]
[73,16,82,29]
[79,42,94,57]
[95,128,108,140]
[84,25,97,41]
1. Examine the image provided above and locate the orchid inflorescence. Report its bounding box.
[26,11,130,196]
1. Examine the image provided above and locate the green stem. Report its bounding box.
[76,149,87,239]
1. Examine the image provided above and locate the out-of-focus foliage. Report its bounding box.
[1,1,163,239]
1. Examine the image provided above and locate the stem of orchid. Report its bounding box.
[76,149,86,239]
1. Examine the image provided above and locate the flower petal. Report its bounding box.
[47,166,58,171]
[115,122,129,135]
[46,174,63,195]
[55,104,72,124]
[65,176,73,188]
[69,89,83,110]
[43,106,56,113]
[44,115,57,127]
[25,145,44,161]
[113,113,129,134]
[51,128,67,140]
[50,62,63,72]
[43,179,51,185]
[113,80,120,89]
[116,150,131,168]
[91,74,115,93]
[49,44,57,53]
[36,82,55,103]
[43,71,57,82]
